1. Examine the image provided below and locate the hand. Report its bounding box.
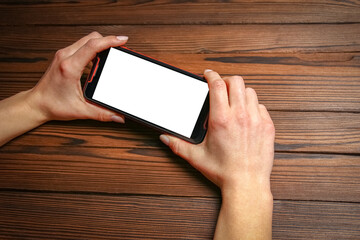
[0,32,129,146]
[27,32,128,123]
[160,70,275,193]
[160,70,275,239]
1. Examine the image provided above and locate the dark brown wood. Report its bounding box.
[1,52,359,112]
[0,191,359,240]
[2,111,359,154]
[2,52,359,75]
[1,24,360,54]
[0,141,359,202]
[0,0,359,25]
[1,1,359,239]
[0,191,219,239]
[272,200,360,240]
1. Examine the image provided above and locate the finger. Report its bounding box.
[69,35,128,73]
[259,104,275,135]
[245,87,260,120]
[223,75,246,110]
[204,69,230,122]
[258,104,271,121]
[258,104,275,148]
[63,31,103,57]
[85,102,125,123]
[160,134,198,162]
[259,104,275,133]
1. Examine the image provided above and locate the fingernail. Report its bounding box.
[116,36,129,41]
[204,69,213,74]
[111,115,125,123]
[160,135,170,146]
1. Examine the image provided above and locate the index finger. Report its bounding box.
[69,35,128,73]
[204,70,230,121]
[62,31,103,57]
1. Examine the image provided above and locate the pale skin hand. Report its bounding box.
[160,70,275,239]
[0,32,128,146]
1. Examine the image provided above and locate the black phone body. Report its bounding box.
[83,46,209,144]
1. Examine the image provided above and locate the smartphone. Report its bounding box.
[83,46,209,143]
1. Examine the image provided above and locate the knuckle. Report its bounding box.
[236,112,253,128]
[265,120,275,135]
[210,114,230,129]
[236,111,248,122]
[86,38,99,49]
[97,111,110,122]
[217,115,230,126]
[59,58,72,76]
[89,31,102,38]
[54,48,66,61]
[238,109,261,128]
[251,116,262,127]
[229,75,243,83]
[211,79,226,91]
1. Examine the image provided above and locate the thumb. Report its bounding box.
[85,102,125,123]
[160,134,195,161]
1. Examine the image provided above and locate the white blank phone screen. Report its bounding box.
[92,47,209,138]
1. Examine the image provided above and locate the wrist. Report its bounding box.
[216,176,273,240]
[221,175,273,202]
[0,89,49,146]
[23,88,50,124]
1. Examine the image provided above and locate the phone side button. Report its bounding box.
[88,56,100,83]
[203,114,209,130]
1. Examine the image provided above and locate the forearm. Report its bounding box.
[0,89,47,146]
[214,182,273,240]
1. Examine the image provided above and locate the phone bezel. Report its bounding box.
[83,46,209,144]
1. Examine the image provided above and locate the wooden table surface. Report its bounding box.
[0,1,360,239]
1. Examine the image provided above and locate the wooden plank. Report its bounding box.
[0,192,219,239]
[0,141,359,202]
[3,74,360,112]
[272,112,360,153]
[0,0,359,25]
[1,24,359,53]
[272,200,360,240]
[272,153,360,202]
[2,111,359,154]
[0,191,359,239]
[1,52,359,112]
[0,2,358,239]
[1,52,359,76]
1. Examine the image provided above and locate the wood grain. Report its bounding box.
[1,52,359,112]
[2,110,359,154]
[0,142,359,202]
[2,52,359,75]
[1,24,359,54]
[0,191,359,240]
[0,0,359,25]
[1,1,359,239]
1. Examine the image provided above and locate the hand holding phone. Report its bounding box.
[84,47,209,143]
[160,70,275,239]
